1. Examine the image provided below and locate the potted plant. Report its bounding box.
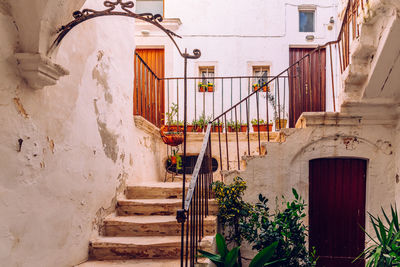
[207,82,214,92]
[227,121,241,132]
[252,83,259,92]
[253,82,270,92]
[275,117,288,130]
[211,121,223,132]
[266,94,287,130]
[260,81,270,92]
[251,119,273,132]
[188,119,203,132]
[240,122,248,132]
[197,113,211,132]
[198,82,207,92]
[160,103,184,146]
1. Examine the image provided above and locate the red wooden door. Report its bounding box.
[134,48,165,127]
[309,158,366,267]
[289,48,326,127]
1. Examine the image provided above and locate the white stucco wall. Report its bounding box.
[224,113,397,262]
[0,1,162,266]
[135,0,339,125]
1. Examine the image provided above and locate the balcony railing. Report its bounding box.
[163,76,289,133]
[134,52,164,127]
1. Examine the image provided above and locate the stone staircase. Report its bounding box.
[77,182,217,266]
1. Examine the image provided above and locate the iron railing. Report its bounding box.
[177,124,213,267]
[134,52,164,127]
[178,0,368,266]
[163,76,290,132]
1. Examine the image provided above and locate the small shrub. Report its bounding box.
[241,189,317,267]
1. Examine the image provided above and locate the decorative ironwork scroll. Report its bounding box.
[48,0,201,60]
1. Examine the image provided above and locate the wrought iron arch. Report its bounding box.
[48,0,201,59]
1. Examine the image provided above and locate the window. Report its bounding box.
[252,66,269,86]
[199,66,215,85]
[136,0,163,16]
[299,10,315,32]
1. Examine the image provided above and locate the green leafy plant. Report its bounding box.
[227,121,241,131]
[212,121,223,127]
[199,233,282,267]
[251,119,266,125]
[168,149,182,170]
[163,103,178,125]
[354,205,400,266]
[212,177,251,265]
[197,113,211,129]
[241,189,317,267]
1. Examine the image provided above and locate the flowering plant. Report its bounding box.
[212,177,251,243]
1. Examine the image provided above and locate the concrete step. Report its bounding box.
[89,236,213,260]
[126,182,188,199]
[75,259,180,267]
[117,198,218,216]
[104,215,217,237]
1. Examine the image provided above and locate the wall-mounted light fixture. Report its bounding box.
[141,30,150,35]
[306,35,315,41]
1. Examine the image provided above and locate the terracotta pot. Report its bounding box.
[252,85,259,92]
[275,119,287,130]
[160,125,184,146]
[194,126,203,132]
[171,156,177,164]
[252,124,273,132]
[211,125,223,132]
[261,85,270,92]
[187,125,194,132]
[240,125,248,132]
[228,126,240,132]
[208,85,214,92]
[199,86,206,92]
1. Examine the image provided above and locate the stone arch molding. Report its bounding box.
[290,134,393,165]
[10,0,86,89]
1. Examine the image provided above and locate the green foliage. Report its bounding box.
[227,121,241,130]
[198,233,239,267]
[251,118,266,125]
[240,189,316,267]
[212,177,251,245]
[355,205,400,266]
[199,234,281,267]
[164,103,178,125]
[196,113,211,129]
[212,121,223,126]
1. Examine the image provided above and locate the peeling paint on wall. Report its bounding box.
[47,137,55,154]
[93,100,119,163]
[13,97,28,118]
[92,51,113,104]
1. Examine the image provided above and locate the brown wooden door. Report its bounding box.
[134,48,165,126]
[309,158,366,267]
[289,48,326,127]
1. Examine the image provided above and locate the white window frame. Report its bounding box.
[298,5,316,33]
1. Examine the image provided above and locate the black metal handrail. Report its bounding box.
[177,124,213,267]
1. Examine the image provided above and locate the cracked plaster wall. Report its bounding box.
[0,0,161,266]
[224,119,397,261]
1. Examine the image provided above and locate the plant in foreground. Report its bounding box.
[354,205,400,266]
[240,189,316,267]
[198,233,282,267]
